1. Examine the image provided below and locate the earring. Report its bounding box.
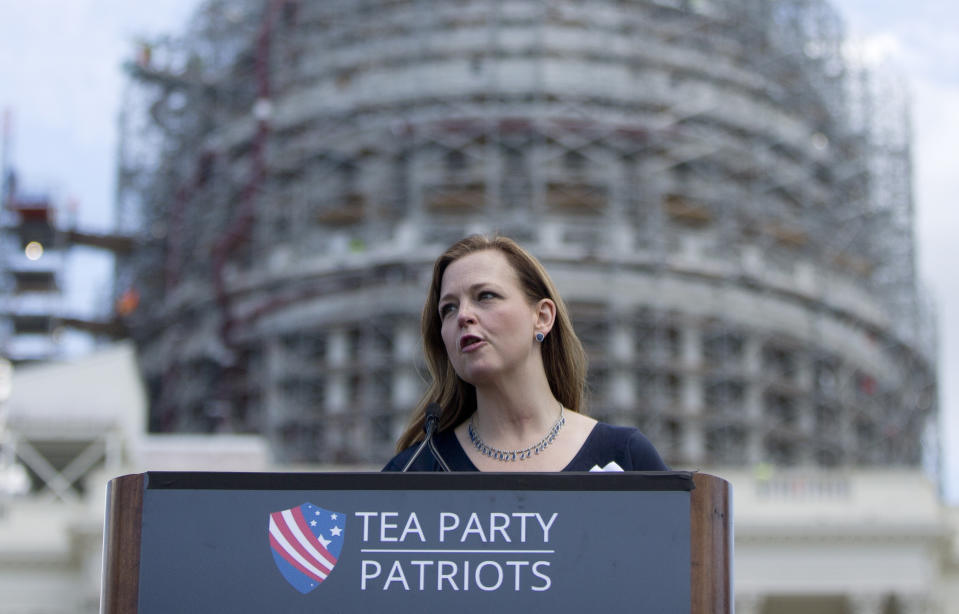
[535,332,545,342]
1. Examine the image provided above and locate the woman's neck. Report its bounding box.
[472,375,561,445]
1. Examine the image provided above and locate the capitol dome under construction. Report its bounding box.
[116,0,936,468]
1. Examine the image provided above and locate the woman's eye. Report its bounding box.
[439,303,456,318]
[478,290,496,300]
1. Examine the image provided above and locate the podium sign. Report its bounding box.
[103,472,729,613]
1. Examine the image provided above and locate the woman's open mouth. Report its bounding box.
[459,334,484,352]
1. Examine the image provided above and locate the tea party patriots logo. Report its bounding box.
[268,503,346,594]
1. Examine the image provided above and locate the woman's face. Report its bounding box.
[437,249,543,386]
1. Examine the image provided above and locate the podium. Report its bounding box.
[102,471,730,613]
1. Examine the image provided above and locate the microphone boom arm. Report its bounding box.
[401,403,450,471]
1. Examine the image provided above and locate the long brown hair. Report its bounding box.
[395,234,588,451]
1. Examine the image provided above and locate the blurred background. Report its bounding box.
[0,1,956,612]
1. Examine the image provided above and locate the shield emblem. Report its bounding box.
[268,503,346,594]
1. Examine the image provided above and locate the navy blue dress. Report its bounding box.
[382,422,668,471]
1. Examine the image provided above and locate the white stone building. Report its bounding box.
[0,344,269,614]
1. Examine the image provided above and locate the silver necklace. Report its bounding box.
[468,404,566,462]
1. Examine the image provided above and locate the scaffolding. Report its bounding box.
[116,0,936,469]
[1,109,67,363]
[1,113,134,360]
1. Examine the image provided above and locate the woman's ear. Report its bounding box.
[534,298,557,335]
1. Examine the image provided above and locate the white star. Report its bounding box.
[314,510,321,516]
[330,526,342,537]
[318,534,332,548]
[330,513,338,520]
[310,520,317,527]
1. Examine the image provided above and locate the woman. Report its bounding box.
[383,234,666,472]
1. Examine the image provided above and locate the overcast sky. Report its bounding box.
[830,0,959,501]
[1,0,956,500]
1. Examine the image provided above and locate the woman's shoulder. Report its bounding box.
[566,422,669,471]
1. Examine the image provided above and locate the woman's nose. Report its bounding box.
[457,302,476,325]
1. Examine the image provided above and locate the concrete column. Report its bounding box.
[408,128,425,227]
[680,321,701,371]
[392,372,419,411]
[639,158,667,256]
[680,323,703,464]
[795,353,814,465]
[607,150,635,255]
[263,336,284,432]
[327,328,348,414]
[611,320,635,412]
[328,327,348,365]
[392,322,420,411]
[610,371,635,413]
[611,319,634,363]
[836,362,856,461]
[744,334,764,464]
[393,322,418,361]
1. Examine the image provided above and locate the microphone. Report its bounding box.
[401,402,450,472]
[424,403,451,472]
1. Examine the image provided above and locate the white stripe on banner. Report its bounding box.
[280,509,337,570]
[269,516,329,580]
